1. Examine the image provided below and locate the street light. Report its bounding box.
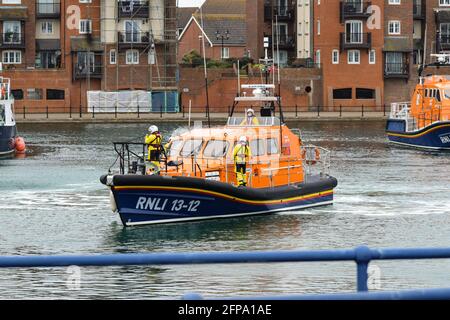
[216,29,230,60]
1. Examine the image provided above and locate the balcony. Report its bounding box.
[36,1,61,19]
[439,35,450,51]
[413,3,424,20]
[264,4,295,21]
[384,62,409,79]
[118,31,151,49]
[268,35,295,49]
[0,32,25,49]
[340,32,372,51]
[73,63,103,80]
[118,1,149,19]
[340,1,372,22]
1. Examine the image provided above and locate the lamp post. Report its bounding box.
[215,29,230,60]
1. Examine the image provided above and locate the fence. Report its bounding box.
[14,104,391,120]
[0,246,449,299]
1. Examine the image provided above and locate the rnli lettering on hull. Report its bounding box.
[135,197,201,213]
[440,133,450,144]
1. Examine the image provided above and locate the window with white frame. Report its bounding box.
[109,49,116,64]
[348,50,360,64]
[2,0,21,3]
[79,19,92,34]
[148,49,156,64]
[2,50,22,64]
[332,49,339,64]
[221,47,229,59]
[126,49,139,64]
[369,49,376,64]
[388,21,401,35]
[79,0,92,3]
[41,21,53,34]
[3,21,21,44]
[388,0,400,4]
[440,0,450,6]
[315,49,321,65]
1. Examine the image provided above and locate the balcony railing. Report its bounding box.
[264,5,295,21]
[340,1,372,22]
[385,62,409,79]
[340,32,372,51]
[73,63,103,80]
[118,31,151,49]
[118,1,149,19]
[36,1,61,18]
[268,34,296,49]
[0,32,26,49]
[413,3,424,19]
[439,35,450,51]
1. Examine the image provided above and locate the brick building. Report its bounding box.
[177,0,247,62]
[0,0,178,113]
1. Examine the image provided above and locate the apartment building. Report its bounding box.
[0,0,178,113]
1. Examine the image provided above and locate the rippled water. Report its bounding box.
[0,121,449,299]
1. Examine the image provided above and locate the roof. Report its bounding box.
[177,7,197,29]
[179,0,247,46]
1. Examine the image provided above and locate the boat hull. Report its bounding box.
[101,174,338,227]
[386,120,450,150]
[0,125,16,157]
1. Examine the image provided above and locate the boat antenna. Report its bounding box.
[200,5,211,128]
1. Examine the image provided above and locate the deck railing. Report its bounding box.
[1,246,450,299]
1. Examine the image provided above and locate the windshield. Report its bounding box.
[444,89,450,100]
[180,139,203,157]
[167,139,183,157]
[203,140,229,158]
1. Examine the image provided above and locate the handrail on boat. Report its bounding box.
[1,246,450,300]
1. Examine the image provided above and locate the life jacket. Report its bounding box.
[145,133,162,152]
[233,144,250,164]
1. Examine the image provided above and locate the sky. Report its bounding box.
[178,0,205,7]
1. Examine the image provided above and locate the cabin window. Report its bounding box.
[444,89,450,100]
[0,104,5,125]
[167,140,183,157]
[250,139,266,156]
[267,138,279,155]
[180,139,203,157]
[436,90,441,102]
[203,140,229,158]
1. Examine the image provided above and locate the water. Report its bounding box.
[0,121,449,299]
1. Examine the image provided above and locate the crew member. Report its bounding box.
[233,136,252,187]
[145,125,163,174]
[241,109,260,126]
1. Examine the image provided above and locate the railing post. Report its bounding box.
[137,104,140,119]
[383,104,386,117]
[46,106,49,119]
[295,104,298,118]
[92,105,95,119]
[23,106,26,119]
[79,104,82,118]
[355,246,371,292]
[317,105,320,117]
[182,105,185,118]
[339,105,342,118]
[69,104,72,119]
[361,105,364,118]
[115,103,118,119]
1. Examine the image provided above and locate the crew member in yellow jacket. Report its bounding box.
[233,136,252,187]
[145,125,163,174]
[240,109,260,126]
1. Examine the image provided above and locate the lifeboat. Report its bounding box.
[101,84,338,227]
[386,55,450,150]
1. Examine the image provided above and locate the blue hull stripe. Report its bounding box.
[386,121,450,150]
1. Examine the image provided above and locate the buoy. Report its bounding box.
[15,137,26,154]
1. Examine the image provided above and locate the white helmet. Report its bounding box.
[239,136,247,144]
[247,108,255,116]
[149,125,158,133]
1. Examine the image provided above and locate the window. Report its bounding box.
[168,140,183,157]
[125,20,140,42]
[41,21,53,34]
[345,21,363,43]
[79,0,92,3]
[356,88,375,99]
[389,0,400,4]
[388,21,401,35]
[2,50,21,64]
[249,139,265,156]
[441,23,450,45]
[440,0,450,6]
[11,89,23,100]
[36,51,59,69]
[126,50,139,64]
[79,19,92,34]
[332,49,339,64]
[369,49,376,64]
[27,88,43,100]
[221,47,229,59]
[180,139,203,157]
[267,138,279,155]
[385,52,403,74]
[2,0,21,3]
[47,89,65,100]
[203,140,229,158]
[3,21,21,44]
[148,49,155,65]
[348,50,360,64]
[333,88,352,100]
[109,49,116,64]
[315,49,321,65]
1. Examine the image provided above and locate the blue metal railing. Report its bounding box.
[0,246,450,300]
